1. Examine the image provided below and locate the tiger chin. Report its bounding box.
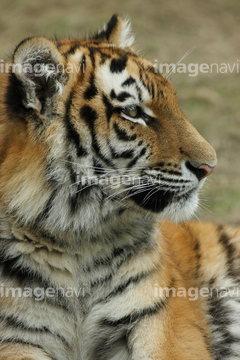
[0,13,239,360]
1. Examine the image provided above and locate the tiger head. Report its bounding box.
[0,14,217,234]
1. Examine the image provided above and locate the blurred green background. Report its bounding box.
[0,0,239,225]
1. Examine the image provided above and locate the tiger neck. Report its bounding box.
[0,207,158,253]
[0,208,165,308]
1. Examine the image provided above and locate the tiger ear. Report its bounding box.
[12,37,66,114]
[94,14,135,49]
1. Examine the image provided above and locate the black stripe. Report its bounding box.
[158,89,164,98]
[85,237,149,274]
[193,238,201,278]
[90,274,113,287]
[93,14,118,42]
[0,244,72,312]
[14,319,67,345]
[43,288,72,313]
[84,73,98,100]
[155,162,165,168]
[109,145,134,159]
[127,147,146,168]
[81,105,116,168]
[103,300,167,327]
[167,170,182,176]
[0,338,58,359]
[208,276,216,287]
[110,55,128,73]
[35,189,58,224]
[92,159,106,176]
[88,299,166,360]
[99,50,112,65]
[151,82,155,99]
[65,91,88,157]
[89,47,96,69]
[67,43,80,55]
[122,77,136,87]
[0,254,52,289]
[44,162,58,188]
[102,270,155,301]
[113,123,137,141]
[2,314,70,348]
[80,104,99,153]
[110,89,132,102]
[65,155,84,212]
[218,226,236,278]
[66,156,101,214]
[66,155,77,186]
[69,182,99,214]
[56,40,63,49]
[145,82,151,96]
[107,274,143,297]
[208,293,239,357]
[208,291,233,324]
[89,319,130,360]
[102,94,113,123]
[105,14,118,40]
[102,207,126,222]
[80,105,98,130]
[0,251,67,305]
[85,247,125,272]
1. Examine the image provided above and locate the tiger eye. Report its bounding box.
[127,106,138,118]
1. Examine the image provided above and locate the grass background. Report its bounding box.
[0,0,239,225]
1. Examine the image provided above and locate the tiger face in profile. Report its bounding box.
[0,14,240,360]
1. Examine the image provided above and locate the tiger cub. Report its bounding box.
[0,13,239,360]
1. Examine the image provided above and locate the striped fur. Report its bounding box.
[0,14,239,360]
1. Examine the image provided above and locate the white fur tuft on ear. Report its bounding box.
[93,14,135,49]
[118,18,135,49]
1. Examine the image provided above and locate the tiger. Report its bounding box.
[0,13,240,360]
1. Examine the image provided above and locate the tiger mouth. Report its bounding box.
[126,181,196,213]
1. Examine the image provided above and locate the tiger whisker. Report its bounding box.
[166,46,196,79]
[104,184,150,203]
[116,184,157,204]
[63,159,148,173]
[141,186,161,205]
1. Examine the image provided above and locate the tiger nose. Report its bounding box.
[186,161,216,181]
